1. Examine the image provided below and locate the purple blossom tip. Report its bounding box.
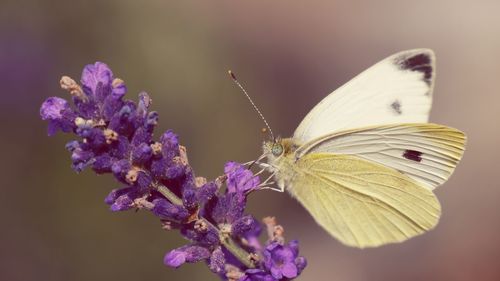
[225,162,260,193]
[263,241,305,279]
[112,78,127,96]
[164,249,186,268]
[209,247,226,273]
[40,97,77,135]
[104,187,142,212]
[232,215,260,238]
[160,130,180,160]
[40,97,68,120]
[109,195,134,212]
[152,198,189,221]
[164,245,210,268]
[81,62,113,94]
[241,269,276,281]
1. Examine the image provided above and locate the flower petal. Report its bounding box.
[281,262,298,278]
[40,97,68,120]
[81,62,113,98]
[164,249,187,268]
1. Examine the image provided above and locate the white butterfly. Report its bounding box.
[259,49,466,248]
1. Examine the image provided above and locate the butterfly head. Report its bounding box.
[271,142,284,156]
[262,138,299,180]
[261,139,283,174]
[263,138,297,160]
[263,139,281,158]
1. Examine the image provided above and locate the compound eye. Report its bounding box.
[271,144,283,156]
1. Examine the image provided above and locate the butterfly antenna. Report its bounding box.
[228,70,275,141]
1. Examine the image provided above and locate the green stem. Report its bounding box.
[220,232,255,268]
[155,183,255,268]
[155,184,183,206]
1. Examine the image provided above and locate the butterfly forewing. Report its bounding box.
[293,49,435,143]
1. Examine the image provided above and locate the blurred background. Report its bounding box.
[1,0,499,280]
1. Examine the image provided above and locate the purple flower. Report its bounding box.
[197,181,218,203]
[164,245,211,268]
[111,159,132,183]
[40,61,307,280]
[104,186,143,212]
[40,97,68,120]
[225,162,260,193]
[81,62,114,102]
[180,222,220,247]
[209,247,226,274]
[263,241,305,279]
[161,130,180,160]
[152,198,190,221]
[241,269,277,281]
[40,97,76,135]
[232,215,261,238]
[92,153,114,173]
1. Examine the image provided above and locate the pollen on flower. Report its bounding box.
[112,78,125,88]
[133,197,155,210]
[74,117,92,128]
[194,219,208,233]
[195,177,207,188]
[95,119,106,127]
[103,128,118,144]
[225,264,245,281]
[161,220,173,231]
[172,156,183,166]
[60,75,86,101]
[125,167,140,184]
[219,223,232,237]
[263,216,285,243]
[150,142,162,155]
[179,145,189,165]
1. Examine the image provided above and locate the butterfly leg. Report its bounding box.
[259,172,275,186]
[243,154,267,169]
[255,162,281,174]
[255,162,271,168]
[258,184,284,193]
[253,167,267,177]
[256,172,284,193]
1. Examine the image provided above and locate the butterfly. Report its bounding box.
[259,49,466,248]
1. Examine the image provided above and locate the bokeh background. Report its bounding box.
[1,0,499,280]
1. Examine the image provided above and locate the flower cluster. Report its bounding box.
[40,62,307,280]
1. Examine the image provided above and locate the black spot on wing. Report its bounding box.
[412,65,432,81]
[403,53,430,68]
[390,100,402,115]
[394,52,433,86]
[403,150,423,162]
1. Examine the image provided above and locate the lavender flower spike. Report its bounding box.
[40,62,307,280]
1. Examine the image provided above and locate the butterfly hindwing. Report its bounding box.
[293,49,435,143]
[295,123,466,190]
[287,153,441,248]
